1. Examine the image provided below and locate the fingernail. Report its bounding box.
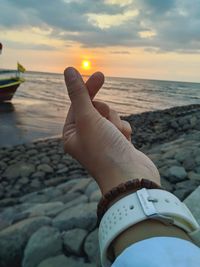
[65,67,77,85]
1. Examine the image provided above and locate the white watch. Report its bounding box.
[98,188,200,267]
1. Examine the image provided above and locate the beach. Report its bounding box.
[0,103,200,267]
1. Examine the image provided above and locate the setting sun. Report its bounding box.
[82,60,91,70]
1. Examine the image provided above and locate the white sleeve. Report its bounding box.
[111,236,200,267]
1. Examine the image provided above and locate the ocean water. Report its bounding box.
[0,71,200,146]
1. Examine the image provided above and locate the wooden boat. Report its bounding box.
[0,76,25,101]
[0,63,26,102]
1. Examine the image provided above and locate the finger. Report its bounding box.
[121,120,132,141]
[64,67,94,118]
[65,71,104,124]
[108,109,122,131]
[85,72,104,100]
[93,101,110,118]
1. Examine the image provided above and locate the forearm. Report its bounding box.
[112,219,194,259]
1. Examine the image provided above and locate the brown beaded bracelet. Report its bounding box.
[97,178,163,222]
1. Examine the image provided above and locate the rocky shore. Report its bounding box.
[0,104,200,267]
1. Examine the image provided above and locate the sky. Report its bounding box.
[0,0,200,82]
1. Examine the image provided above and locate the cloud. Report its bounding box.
[0,0,200,53]
[110,51,131,54]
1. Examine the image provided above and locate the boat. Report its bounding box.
[0,43,26,102]
[0,64,26,102]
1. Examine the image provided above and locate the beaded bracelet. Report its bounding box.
[97,178,163,222]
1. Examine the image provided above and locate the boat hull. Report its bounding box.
[0,78,24,102]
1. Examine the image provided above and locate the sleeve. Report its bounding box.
[111,236,200,267]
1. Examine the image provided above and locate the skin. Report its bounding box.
[63,67,193,261]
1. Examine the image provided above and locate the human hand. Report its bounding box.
[63,67,160,194]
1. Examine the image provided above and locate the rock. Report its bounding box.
[188,171,200,181]
[183,157,196,171]
[31,172,45,179]
[20,192,49,204]
[22,226,62,267]
[19,177,29,185]
[0,197,18,207]
[37,255,94,267]
[0,217,51,267]
[167,166,187,182]
[184,186,200,224]
[173,189,192,201]
[37,164,53,173]
[63,228,88,255]
[160,177,174,192]
[30,180,42,190]
[53,202,97,231]
[68,178,92,194]
[85,181,99,197]
[51,192,82,204]
[24,202,64,217]
[40,157,50,164]
[3,163,35,179]
[175,180,199,192]
[44,176,66,187]
[174,149,192,163]
[89,190,102,202]
[84,229,100,264]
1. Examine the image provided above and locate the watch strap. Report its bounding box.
[99,188,200,267]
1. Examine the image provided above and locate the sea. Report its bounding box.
[0,71,200,147]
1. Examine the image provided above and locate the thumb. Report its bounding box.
[64,67,94,119]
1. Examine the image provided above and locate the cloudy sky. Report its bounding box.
[0,0,200,82]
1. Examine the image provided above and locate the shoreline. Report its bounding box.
[0,103,199,205]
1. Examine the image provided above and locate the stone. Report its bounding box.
[37,255,94,267]
[173,189,192,201]
[40,157,50,164]
[37,164,53,173]
[188,171,200,181]
[174,151,191,162]
[0,197,18,207]
[89,190,102,202]
[175,180,199,191]
[30,180,42,189]
[168,166,187,182]
[24,202,64,217]
[22,226,62,267]
[184,186,200,224]
[68,178,92,194]
[20,192,49,204]
[19,177,29,185]
[85,181,99,197]
[0,217,51,267]
[32,172,46,179]
[183,157,196,171]
[84,228,100,264]
[53,202,97,231]
[63,228,88,255]
[3,163,35,179]
[44,176,66,187]
[160,177,174,192]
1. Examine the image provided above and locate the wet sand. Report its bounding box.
[0,101,67,147]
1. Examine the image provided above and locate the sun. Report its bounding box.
[82,60,91,70]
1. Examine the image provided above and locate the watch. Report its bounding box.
[98,188,200,267]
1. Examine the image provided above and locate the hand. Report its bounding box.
[63,67,160,194]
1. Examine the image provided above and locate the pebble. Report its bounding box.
[168,166,187,182]
[63,228,88,255]
[53,202,97,231]
[37,164,53,173]
[84,228,100,264]
[22,226,62,267]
